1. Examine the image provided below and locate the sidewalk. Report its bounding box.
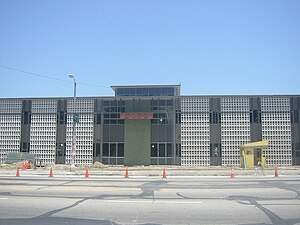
[1,164,300,177]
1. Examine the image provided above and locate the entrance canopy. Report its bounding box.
[240,140,269,149]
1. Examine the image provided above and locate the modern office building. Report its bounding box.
[0,85,299,166]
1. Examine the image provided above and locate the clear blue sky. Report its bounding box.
[0,0,299,98]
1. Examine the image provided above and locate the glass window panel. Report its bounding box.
[118,143,124,157]
[97,113,101,124]
[167,143,173,157]
[110,119,117,124]
[119,89,123,96]
[119,100,125,106]
[111,114,118,118]
[151,143,158,157]
[152,119,159,124]
[103,143,109,156]
[96,143,100,156]
[166,100,173,106]
[136,88,143,96]
[110,143,116,156]
[129,88,136,96]
[159,144,165,157]
[167,158,173,165]
[159,100,165,106]
[142,88,148,96]
[159,158,165,165]
[149,89,156,96]
[111,101,117,106]
[123,89,130,96]
[152,99,159,106]
[153,88,161,96]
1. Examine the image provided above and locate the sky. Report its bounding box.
[0,0,299,98]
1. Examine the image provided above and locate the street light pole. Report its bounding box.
[68,74,76,171]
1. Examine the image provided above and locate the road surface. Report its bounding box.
[0,176,300,225]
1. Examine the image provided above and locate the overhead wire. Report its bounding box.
[0,64,109,89]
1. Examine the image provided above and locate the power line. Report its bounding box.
[0,64,69,83]
[0,64,109,89]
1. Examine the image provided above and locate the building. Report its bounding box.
[0,85,299,166]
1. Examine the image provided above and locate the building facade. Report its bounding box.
[1,85,299,166]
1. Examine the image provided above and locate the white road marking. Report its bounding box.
[104,199,202,204]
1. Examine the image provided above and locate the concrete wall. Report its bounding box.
[124,119,151,166]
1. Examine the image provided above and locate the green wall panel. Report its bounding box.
[124,119,151,166]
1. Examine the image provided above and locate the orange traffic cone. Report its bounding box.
[49,167,53,177]
[85,167,89,178]
[16,168,20,177]
[230,167,235,178]
[162,168,167,178]
[275,166,278,177]
[124,167,129,178]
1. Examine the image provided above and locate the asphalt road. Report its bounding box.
[0,176,300,225]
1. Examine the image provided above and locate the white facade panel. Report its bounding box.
[0,100,22,163]
[261,97,292,166]
[181,97,210,166]
[221,97,250,166]
[66,98,94,165]
[30,99,57,165]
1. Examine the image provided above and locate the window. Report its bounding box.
[22,142,27,150]
[176,111,181,124]
[209,111,220,124]
[118,143,124,157]
[137,88,148,96]
[115,87,175,96]
[96,143,100,157]
[96,113,101,124]
[24,111,31,124]
[167,144,173,157]
[159,144,165,157]
[103,143,109,156]
[151,144,158,157]
[110,144,116,157]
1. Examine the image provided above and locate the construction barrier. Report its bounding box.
[162,168,167,178]
[16,168,20,177]
[124,167,129,178]
[85,167,89,178]
[230,168,235,178]
[49,167,53,177]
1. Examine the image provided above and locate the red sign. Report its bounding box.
[120,112,153,119]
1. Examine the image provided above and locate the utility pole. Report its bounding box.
[68,74,77,171]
